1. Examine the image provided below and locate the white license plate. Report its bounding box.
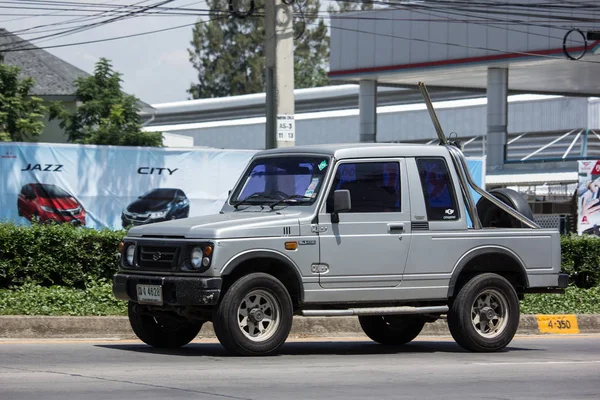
[136,284,163,305]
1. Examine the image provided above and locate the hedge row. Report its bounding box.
[1,223,600,289]
[1,283,599,316]
[0,222,125,289]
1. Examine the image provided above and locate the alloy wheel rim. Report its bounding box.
[237,289,281,342]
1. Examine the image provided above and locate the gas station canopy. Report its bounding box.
[328,2,600,96]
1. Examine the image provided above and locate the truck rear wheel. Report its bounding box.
[213,273,293,356]
[358,315,425,345]
[128,302,202,348]
[447,273,520,352]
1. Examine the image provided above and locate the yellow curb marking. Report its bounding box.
[536,314,580,334]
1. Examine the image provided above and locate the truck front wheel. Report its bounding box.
[358,315,426,345]
[128,302,202,348]
[447,273,520,352]
[213,273,293,356]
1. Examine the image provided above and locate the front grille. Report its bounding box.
[124,212,150,223]
[57,207,81,216]
[138,245,180,270]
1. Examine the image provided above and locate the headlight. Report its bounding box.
[126,245,136,266]
[190,246,203,269]
[149,211,167,219]
[41,206,56,213]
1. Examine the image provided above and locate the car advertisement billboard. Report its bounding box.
[577,160,600,235]
[0,143,485,231]
[0,143,256,230]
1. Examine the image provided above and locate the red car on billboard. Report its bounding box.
[17,183,86,226]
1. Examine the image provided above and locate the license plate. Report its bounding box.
[136,284,163,305]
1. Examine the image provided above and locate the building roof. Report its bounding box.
[0,28,90,97]
[145,84,484,126]
[0,29,153,110]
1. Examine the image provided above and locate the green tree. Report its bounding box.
[0,60,46,142]
[49,58,162,147]
[328,0,374,13]
[188,0,330,99]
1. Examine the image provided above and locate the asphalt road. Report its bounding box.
[1,335,599,400]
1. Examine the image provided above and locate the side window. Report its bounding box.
[326,162,401,213]
[416,158,459,221]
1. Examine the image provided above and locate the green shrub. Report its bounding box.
[561,234,600,288]
[0,278,127,316]
[520,286,600,314]
[0,222,126,289]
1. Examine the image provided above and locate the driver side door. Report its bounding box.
[317,158,412,291]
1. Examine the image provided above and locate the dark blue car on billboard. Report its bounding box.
[121,188,190,228]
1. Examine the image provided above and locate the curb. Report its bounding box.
[1,314,599,339]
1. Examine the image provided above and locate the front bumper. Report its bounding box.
[113,273,222,306]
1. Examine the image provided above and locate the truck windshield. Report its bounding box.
[231,156,331,206]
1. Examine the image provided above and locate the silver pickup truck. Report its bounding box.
[113,140,568,356]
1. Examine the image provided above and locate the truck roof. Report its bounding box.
[254,142,450,160]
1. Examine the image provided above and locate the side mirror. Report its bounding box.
[332,190,351,223]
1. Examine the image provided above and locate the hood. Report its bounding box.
[127,210,303,239]
[127,198,173,214]
[38,197,81,211]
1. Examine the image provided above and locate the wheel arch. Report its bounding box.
[220,250,305,306]
[448,246,529,298]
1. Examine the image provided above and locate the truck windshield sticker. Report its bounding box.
[318,160,328,171]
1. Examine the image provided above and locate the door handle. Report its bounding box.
[388,223,404,234]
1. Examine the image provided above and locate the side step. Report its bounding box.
[301,305,449,317]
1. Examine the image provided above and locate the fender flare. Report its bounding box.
[447,245,529,297]
[220,249,305,301]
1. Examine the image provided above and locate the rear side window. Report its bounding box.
[416,158,459,221]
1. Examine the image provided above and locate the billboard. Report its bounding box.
[0,143,486,230]
[577,160,600,235]
[0,143,256,230]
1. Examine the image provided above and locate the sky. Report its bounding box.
[0,0,343,106]
[0,0,336,106]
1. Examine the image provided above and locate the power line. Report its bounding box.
[0,0,177,51]
[0,14,228,53]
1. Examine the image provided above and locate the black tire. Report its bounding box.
[128,302,202,348]
[213,273,293,356]
[447,273,520,352]
[476,188,533,228]
[358,315,425,345]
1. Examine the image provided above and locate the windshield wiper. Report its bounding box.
[269,195,313,210]
[233,192,276,209]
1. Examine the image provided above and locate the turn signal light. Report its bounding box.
[204,245,213,256]
[285,242,297,251]
[119,242,124,253]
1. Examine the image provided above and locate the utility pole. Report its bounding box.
[265,0,295,149]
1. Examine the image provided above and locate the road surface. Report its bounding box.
[1,335,599,399]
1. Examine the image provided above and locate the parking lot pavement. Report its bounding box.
[1,335,599,400]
